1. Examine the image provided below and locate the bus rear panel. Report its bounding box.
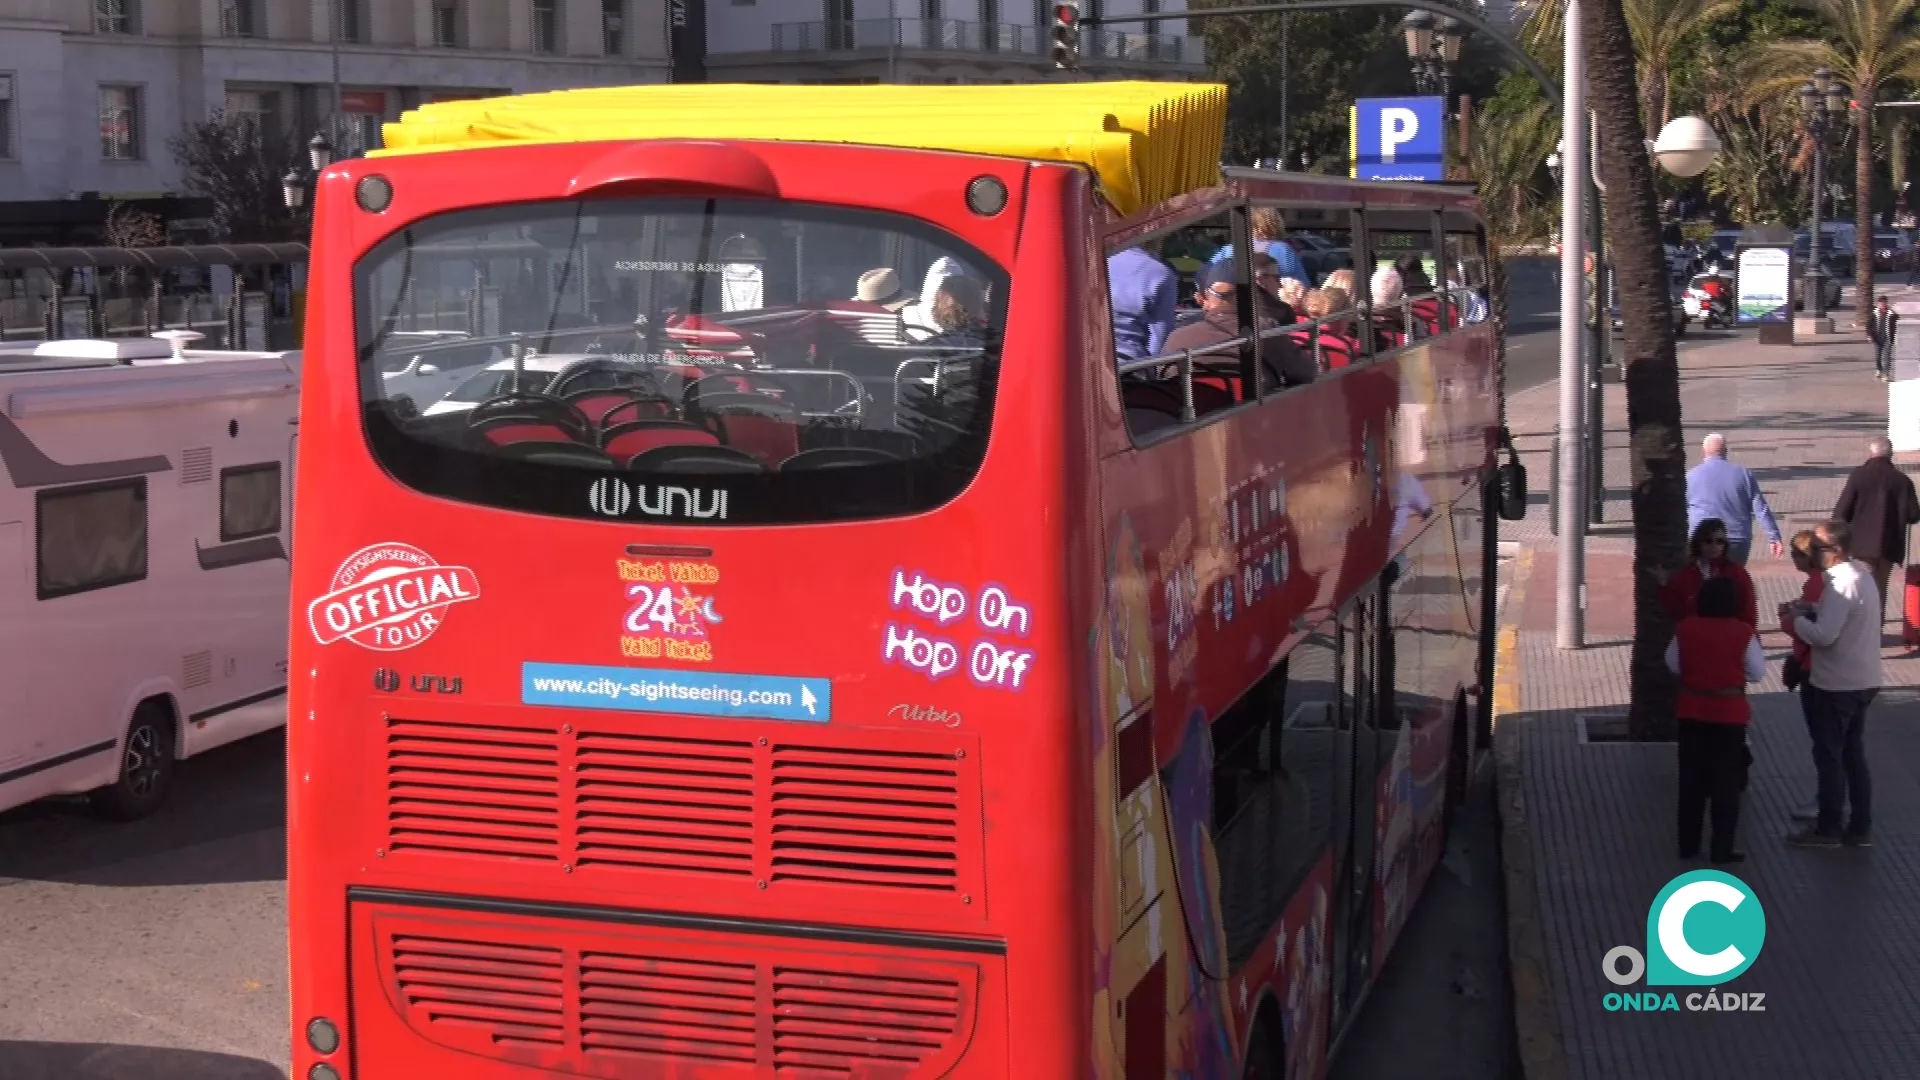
[287,139,1095,1078]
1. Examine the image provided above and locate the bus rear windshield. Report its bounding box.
[353,198,1006,526]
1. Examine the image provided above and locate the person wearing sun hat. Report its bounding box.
[853,267,914,312]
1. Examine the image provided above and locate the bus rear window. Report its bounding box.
[354,198,1006,526]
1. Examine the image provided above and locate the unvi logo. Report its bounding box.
[1601,870,1767,1013]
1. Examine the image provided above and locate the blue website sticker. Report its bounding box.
[521,662,832,724]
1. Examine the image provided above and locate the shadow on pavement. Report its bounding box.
[0,729,285,887]
[0,1042,285,1080]
[1327,759,1515,1080]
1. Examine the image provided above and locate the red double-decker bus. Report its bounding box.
[287,83,1519,1080]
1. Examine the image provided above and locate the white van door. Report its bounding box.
[0,520,30,769]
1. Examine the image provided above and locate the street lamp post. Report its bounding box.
[282,131,334,225]
[1798,69,1849,325]
[1400,11,1462,98]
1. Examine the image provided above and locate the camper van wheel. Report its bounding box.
[91,702,176,821]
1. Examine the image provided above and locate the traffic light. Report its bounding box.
[1051,0,1080,71]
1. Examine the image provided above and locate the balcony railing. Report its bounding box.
[768,18,1204,65]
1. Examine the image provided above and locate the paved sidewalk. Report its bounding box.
[1495,332,1920,1079]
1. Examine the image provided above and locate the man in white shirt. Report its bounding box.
[1782,519,1883,848]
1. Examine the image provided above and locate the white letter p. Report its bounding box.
[1380,107,1419,163]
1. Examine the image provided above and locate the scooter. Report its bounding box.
[1681,270,1735,329]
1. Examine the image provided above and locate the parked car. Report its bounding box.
[1289,233,1352,282]
[1872,232,1914,273]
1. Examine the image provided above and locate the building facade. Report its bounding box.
[0,0,672,241]
[706,0,1205,84]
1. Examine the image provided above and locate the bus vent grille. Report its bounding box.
[363,903,986,1076]
[768,746,963,892]
[578,952,758,1067]
[771,968,965,1073]
[182,650,213,690]
[389,935,566,1050]
[574,732,755,877]
[385,717,561,861]
[180,446,213,484]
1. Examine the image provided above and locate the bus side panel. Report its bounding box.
[1090,323,1498,1078]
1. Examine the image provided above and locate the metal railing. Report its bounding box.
[768,18,1203,64]
[1118,284,1485,432]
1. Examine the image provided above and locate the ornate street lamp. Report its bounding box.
[282,131,334,214]
[1400,11,1463,100]
[1798,68,1849,321]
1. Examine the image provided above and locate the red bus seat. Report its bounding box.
[626,443,764,473]
[1411,297,1443,337]
[597,395,679,430]
[693,392,802,466]
[474,418,586,447]
[1288,330,1359,371]
[601,420,721,461]
[564,390,641,426]
[779,446,901,471]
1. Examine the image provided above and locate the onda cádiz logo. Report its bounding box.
[588,477,728,521]
[307,542,480,652]
[1601,870,1767,1013]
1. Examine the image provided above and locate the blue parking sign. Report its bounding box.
[1350,97,1447,182]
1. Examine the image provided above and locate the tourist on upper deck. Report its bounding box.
[1207,207,1308,283]
[1162,263,1316,390]
[1108,240,1179,363]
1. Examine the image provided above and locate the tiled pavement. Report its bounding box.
[1495,330,1920,1079]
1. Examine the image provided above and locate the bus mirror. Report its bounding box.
[1496,455,1528,521]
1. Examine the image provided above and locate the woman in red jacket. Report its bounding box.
[1662,518,1759,629]
[1667,575,1766,863]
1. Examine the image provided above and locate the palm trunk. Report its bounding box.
[1857,86,1877,324]
[1585,0,1685,739]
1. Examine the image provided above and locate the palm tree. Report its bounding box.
[1584,0,1691,739]
[1756,0,1920,324]
[1470,100,1562,250]
[1523,0,1740,137]
[1700,56,1809,227]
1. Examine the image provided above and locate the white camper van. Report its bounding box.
[0,333,297,819]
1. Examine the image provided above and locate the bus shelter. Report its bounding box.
[0,242,309,351]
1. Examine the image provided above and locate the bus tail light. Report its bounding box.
[306,1017,341,1054]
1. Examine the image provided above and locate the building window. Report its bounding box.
[603,0,626,53]
[220,0,262,37]
[99,84,143,160]
[224,89,280,142]
[94,0,138,34]
[0,75,13,159]
[37,478,149,600]
[338,0,365,43]
[433,0,461,47]
[220,463,282,542]
[533,0,560,52]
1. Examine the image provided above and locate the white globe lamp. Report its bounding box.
[1651,116,1721,178]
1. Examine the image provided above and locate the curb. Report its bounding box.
[1492,546,1571,1080]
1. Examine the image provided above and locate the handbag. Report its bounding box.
[1783,653,1806,691]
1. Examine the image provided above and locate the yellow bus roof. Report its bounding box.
[369,82,1228,216]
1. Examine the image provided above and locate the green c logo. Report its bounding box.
[1645,870,1765,986]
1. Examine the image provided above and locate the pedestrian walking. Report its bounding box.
[1782,520,1883,849]
[1784,529,1824,823]
[1667,575,1764,864]
[1685,434,1783,565]
[1871,297,1898,380]
[1832,435,1920,641]
[1660,518,1759,630]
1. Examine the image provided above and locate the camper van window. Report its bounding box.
[36,477,148,600]
[220,463,282,542]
